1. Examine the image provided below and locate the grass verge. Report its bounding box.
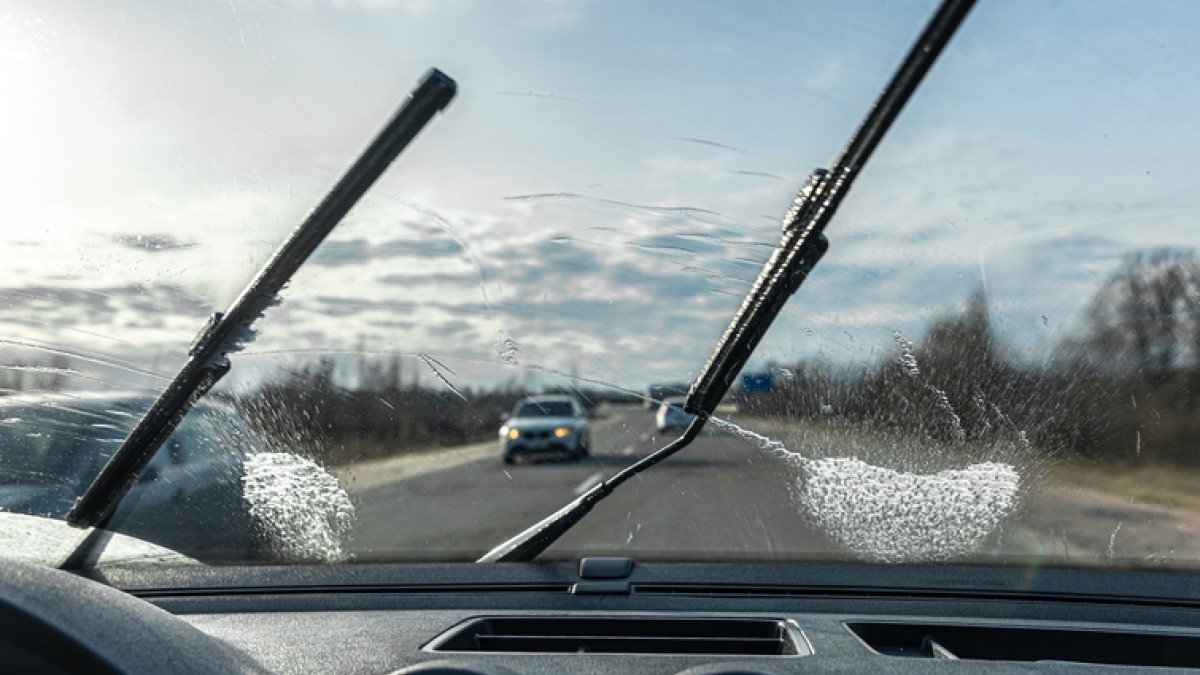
[1049,460,1200,512]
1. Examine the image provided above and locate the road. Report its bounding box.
[346,406,836,561]
[343,405,1200,564]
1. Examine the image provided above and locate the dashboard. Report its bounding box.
[8,558,1200,675]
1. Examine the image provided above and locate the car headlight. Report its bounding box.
[554,427,573,438]
[506,428,520,440]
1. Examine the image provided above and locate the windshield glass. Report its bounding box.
[514,402,575,418]
[0,414,95,488]
[4,0,1200,571]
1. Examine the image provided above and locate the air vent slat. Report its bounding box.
[477,635,784,655]
[426,616,811,656]
[849,622,1200,668]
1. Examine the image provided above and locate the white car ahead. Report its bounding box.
[500,396,590,464]
[656,395,694,432]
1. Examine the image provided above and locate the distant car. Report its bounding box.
[656,395,694,432]
[500,395,590,464]
[643,383,689,409]
[0,394,264,560]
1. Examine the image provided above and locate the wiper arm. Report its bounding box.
[687,0,976,415]
[478,417,706,563]
[66,68,457,530]
[478,0,976,563]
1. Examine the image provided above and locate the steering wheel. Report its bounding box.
[0,559,260,675]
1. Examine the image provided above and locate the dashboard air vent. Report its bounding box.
[848,622,1200,668]
[426,616,810,656]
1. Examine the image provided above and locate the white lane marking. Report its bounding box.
[621,445,635,456]
[573,471,604,495]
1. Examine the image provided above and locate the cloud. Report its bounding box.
[311,296,419,317]
[113,233,196,253]
[9,0,1200,395]
[0,283,210,321]
[728,170,786,182]
[278,0,451,14]
[376,272,480,287]
[634,234,729,257]
[0,283,215,375]
[308,237,463,267]
[365,319,418,331]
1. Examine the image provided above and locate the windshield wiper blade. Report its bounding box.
[66,68,457,530]
[478,0,976,563]
[687,0,976,417]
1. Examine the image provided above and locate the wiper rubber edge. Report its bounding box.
[66,68,457,531]
[478,0,976,563]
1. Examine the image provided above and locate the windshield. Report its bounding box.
[514,402,576,418]
[3,0,1200,571]
[0,413,97,488]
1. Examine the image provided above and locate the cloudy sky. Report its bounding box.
[3,0,1200,395]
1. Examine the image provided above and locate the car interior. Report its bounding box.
[5,0,1200,673]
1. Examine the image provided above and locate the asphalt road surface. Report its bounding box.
[345,405,1200,564]
[348,406,837,561]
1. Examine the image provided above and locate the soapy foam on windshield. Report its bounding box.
[894,330,921,376]
[799,456,1019,562]
[242,452,355,562]
[709,417,1021,562]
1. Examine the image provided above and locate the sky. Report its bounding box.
[3,0,1200,395]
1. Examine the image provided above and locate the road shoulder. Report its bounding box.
[334,440,496,494]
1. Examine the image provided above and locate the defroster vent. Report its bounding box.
[425,616,811,656]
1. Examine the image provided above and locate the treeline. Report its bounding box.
[0,340,640,468]
[739,247,1200,464]
[9,247,1197,467]
[234,354,639,466]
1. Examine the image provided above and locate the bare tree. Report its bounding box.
[1068,248,1200,375]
